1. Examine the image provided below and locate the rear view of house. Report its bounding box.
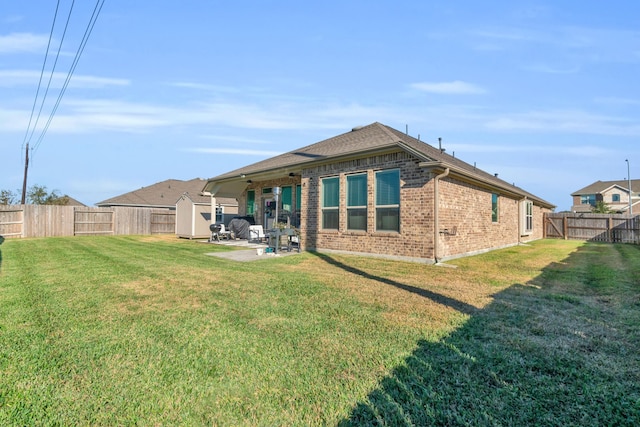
[203,122,554,263]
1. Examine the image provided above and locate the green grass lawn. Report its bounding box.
[0,236,638,425]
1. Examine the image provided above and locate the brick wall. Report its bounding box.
[437,178,518,258]
[300,151,434,261]
[236,150,551,262]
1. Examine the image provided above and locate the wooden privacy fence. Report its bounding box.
[545,213,640,244]
[0,205,175,238]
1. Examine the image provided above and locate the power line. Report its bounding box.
[21,0,61,204]
[21,0,61,151]
[20,0,107,204]
[26,1,76,149]
[32,0,106,154]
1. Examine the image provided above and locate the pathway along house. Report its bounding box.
[203,122,554,263]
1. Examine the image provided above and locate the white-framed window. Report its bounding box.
[347,173,367,231]
[612,193,620,202]
[281,186,292,212]
[375,169,400,232]
[492,193,499,223]
[216,206,223,223]
[321,176,339,229]
[246,190,255,215]
[521,200,533,235]
[581,194,596,206]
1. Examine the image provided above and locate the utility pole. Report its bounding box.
[21,143,29,205]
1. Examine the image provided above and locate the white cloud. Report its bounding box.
[485,109,640,136]
[197,135,273,144]
[410,81,487,95]
[0,97,386,135]
[523,63,580,74]
[169,82,243,92]
[0,32,49,53]
[0,70,130,88]
[470,26,640,64]
[448,142,613,158]
[186,147,283,156]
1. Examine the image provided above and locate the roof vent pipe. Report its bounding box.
[439,137,445,153]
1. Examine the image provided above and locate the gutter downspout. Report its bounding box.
[433,167,450,264]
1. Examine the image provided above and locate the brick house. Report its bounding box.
[203,122,554,263]
[571,180,640,214]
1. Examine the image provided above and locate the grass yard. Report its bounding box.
[0,236,638,425]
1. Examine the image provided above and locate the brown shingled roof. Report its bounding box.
[96,178,236,208]
[205,122,554,208]
[571,179,640,196]
[210,122,402,180]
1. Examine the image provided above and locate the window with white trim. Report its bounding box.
[491,193,499,223]
[281,186,292,212]
[521,200,533,235]
[347,173,367,230]
[321,176,339,229]
[375,169,400,232]
[246,190,255,215]
[581,194,596,206]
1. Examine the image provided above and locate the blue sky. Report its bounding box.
[1,1,639,210]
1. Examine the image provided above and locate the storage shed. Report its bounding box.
[176,192,212,239]
[175,192,240,239]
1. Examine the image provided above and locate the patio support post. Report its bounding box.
[210,195,216,225]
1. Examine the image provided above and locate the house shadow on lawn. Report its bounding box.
[311,252,477,316]
[318,245,640,426]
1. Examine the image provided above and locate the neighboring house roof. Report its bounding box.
[204,122,554,208]
[96,178,237,208]
[571,179,640,196]
[62,195,86,206]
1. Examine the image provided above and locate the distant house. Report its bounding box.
[571,180,640,213]
[97,178,238,238]
[203,122,554,263]
[96,178,237,213]
[62,196,86,207]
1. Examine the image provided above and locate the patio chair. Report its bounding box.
[249,225,266,243]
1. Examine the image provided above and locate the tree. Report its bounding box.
[0,185,69,205]
[0,189,18,205]
[26,185,69,205]
[592,200,613,214]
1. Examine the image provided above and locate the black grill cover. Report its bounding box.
[228,218,251,239]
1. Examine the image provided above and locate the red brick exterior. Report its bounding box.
[237,150,551,262]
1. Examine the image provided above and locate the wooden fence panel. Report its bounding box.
[0,205,176,238]
[74,209,114,235]
[151,210,176,234]
[24,205,75,238]
[0,207,23,237]
[545,213,639,244]
[114,207,147,235]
